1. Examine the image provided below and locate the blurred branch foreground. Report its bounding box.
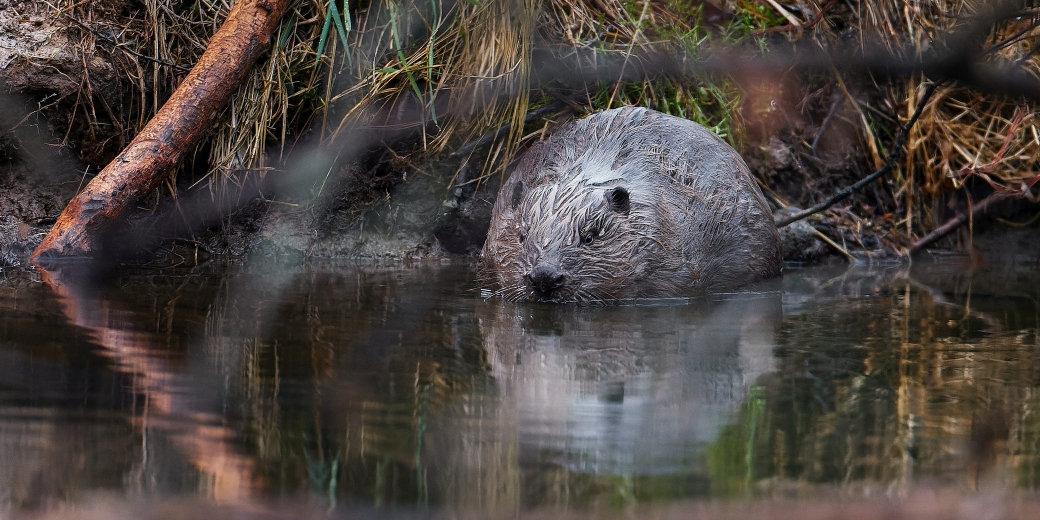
[6,0,1040,263]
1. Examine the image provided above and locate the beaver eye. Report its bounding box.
[581,231,597,245]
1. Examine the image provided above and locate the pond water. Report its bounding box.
[2,257,1040,517]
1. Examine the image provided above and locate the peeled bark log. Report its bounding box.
[31,0,287,263]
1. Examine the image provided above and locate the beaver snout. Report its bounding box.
[528,264,565,300]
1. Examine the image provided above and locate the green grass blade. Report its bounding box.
[278,12,297,50]
[329,0,350,57]
[314,3,335,70]
[391,4,428,118]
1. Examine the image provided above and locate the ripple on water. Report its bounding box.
[1,260,1040,514]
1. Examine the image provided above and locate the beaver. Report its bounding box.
[478,106,782,303]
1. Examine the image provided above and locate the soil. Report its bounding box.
[0,94,82,267]
[0,163,78,267]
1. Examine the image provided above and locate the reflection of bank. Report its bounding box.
[764,266,1040,492]
[477,295,781,478]
[37,266,262,504]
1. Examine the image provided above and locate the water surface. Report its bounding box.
[2,258,1040,516]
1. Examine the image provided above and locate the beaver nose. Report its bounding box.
[528,265,565,299]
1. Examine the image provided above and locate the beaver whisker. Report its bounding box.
[496,282,529,302]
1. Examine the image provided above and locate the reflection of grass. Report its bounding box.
[414,382,430,507]
[702,271,1040,496]
[706,385,771,496]
[303,443,340,512]
[607,474,635,508]
[1015,392,1040,489]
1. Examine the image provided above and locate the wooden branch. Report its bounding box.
[31,0,287,263]
[39,266,263,501]
[908,189,1021,255]
[775,81,940,229]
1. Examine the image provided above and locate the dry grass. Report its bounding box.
[45,0,747,191]
[797,0,1040,241]
[47,0,328,196]
[884,2,1040,239]
[330,0,739,178]
[142,0,329,194]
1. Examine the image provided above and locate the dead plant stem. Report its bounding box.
[775,81,941,228]
[59,11,191,73]
[909,189,1020,255]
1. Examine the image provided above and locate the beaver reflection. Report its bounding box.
[480,107,782,303]
[477,293,781,475]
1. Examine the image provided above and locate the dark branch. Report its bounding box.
[908,189,1023,255]
[774,82,941,228]
[63,13,192,73]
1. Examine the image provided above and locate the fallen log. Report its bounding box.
[31,0,287,263]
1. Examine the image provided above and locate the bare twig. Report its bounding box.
[61,13,192,73]
[908,189,1022,255]
[812,227,853,259]
[755,0,840,35]
[775,81,942,228]
[811,93,843,153]
[984,16,1040,55]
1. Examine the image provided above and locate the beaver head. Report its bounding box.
[501,178,648,302]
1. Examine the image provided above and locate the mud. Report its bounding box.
[0,0,137,165]
[0,93,82,267]
[0,1,117,101]
[0,164,79,268]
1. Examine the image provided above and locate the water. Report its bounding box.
[2,258,1040,517]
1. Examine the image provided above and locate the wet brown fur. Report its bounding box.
[479,107,782,303]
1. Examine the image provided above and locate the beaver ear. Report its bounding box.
[510,182,526,209]
[605,187,630,215]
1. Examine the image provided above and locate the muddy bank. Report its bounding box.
[0,95,82,267]
[0,163,78,267]
[2,137,1032,271]
[0,121,498,265]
